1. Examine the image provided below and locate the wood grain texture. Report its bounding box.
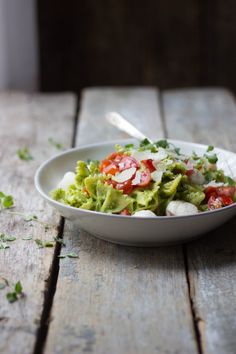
[77,87,164,144]
[163,88,236,354]
[45,88,198,354]
[0,92,76,354]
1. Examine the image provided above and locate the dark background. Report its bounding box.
[37,0,236,93]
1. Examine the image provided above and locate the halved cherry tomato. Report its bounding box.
[204,186,218,201]
[141,159,155,172]
[208,194,233,209]
[208,195,223,210]
[107,152,124,163]
[119,156,139,171]
[136,170,151,187]
[120,208,131,216]
[99,160,119,175]
[205,186,236,202]
[115,179,134,194]
[217,186,235,198]
[220,195,233,206]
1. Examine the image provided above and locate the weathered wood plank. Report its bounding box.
[163,88,236,354]
[45,88,198,354]
[77,87,164,144]
[0,92,76,354]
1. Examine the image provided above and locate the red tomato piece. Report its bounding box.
[120,208,131,216]
[118,156,139,171]
[141,159,155,172]
[220,195,233,206]
[136,170,151,187]
[204,186,218,201]
[99,160,119,175]
[207,195,223,210]
[208,195,233,210]
[107,152,123,163]
[115,179,134,194]
[217,186,235,198]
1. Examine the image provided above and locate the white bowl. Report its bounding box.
[34,139,236,246]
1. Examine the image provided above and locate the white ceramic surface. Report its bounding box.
[34,139,236,246]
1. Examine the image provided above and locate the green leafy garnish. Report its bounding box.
[54,237,66,247]
[0,233,16,249]
[0,277,9,290]
[155,139,169,149]
[205,153,218,164]
[48,138,64,150]
[22,236,33,241]
[58,252,79,259]
[17,147,33,161]
[6,281,23,303]
[24,215,38,222]
[140,138,151,147]
[35,239,54,248]
[0,192,14,209]
[207,145,214,152]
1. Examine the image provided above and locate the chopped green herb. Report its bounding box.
[48,138,64,150]
[58,252,79,259]
[155,139,169,149]
[207,145,214,152]
[0,242,9,250]
[0,192,14,209]
[24,215,38,222]
[0,233,16,249]
[22,236,33,240]
[54,237,66,247]
[6,281,23,303]
[17,147,33,161]
[205,153,218,164]
[124,143,134,149]
[35,239,54,248]
[0,277,9,290]
[140,138,151,147]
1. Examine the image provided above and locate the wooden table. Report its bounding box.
[0,88,236,354]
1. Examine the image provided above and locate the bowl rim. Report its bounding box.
[34,138,236,221]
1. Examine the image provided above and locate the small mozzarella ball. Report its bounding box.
[133,210,156,217]
[166,200,198,216]
[57,172,76,190]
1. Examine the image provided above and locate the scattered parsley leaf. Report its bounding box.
[140,138,152,147]
[0,277,9,290]
[155,139,169,149]
[205,153,218,164]
[48,138,64,150]
[17,147,33,161]
[54,237,66,247]
[22,236,33,240]
[6,281,23,303]
[35,239,54,248]
[24,215,38,222]
[0,192,14,209]
[6,292,17,303]
[15,281,23,294]
[0,233,16,249]
[207,145,214,152]
[58,252,79,259]
[124,143,134,149]
[0,242,9,250]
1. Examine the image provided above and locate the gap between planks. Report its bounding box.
[33,94,80,354]
[159,91,203,354]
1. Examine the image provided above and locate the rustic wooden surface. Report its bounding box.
[45,88,198,354]
[1,88,236,354]
[0,93,76,354]
[163,88,236,354]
